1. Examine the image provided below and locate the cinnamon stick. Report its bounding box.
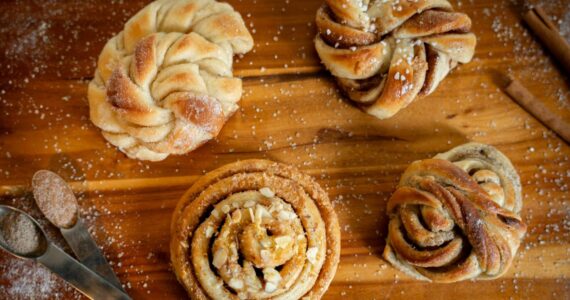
[504,77,570,144]
[523,7,570,75]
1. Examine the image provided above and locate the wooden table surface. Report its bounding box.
[0,0,569,299]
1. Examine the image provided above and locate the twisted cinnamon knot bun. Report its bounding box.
[383,143,526,282]
[170,160,340,299]
[88,0,253,161]
[314,0,476,119]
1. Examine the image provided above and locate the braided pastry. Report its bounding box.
[88,0,253,161]
[383,143,526,282]
[170,160,340,299]
[315,0,476,119]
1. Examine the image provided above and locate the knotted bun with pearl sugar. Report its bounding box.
[315,0,476,119]
[170,159,340,299]
[88,0,253,161]
[383,143,526,282]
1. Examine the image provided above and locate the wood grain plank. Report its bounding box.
[0,0,569,299]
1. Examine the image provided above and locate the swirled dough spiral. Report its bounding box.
[314,0,476,119]
[170,160,340,299]
[88,0,253,161]
[383,143,526,282]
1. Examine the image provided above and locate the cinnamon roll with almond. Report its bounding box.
[383,143,526,282]
[170,160,340,299]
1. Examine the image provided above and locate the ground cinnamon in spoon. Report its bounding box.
[32,170,78,229]
[0,212,41,255]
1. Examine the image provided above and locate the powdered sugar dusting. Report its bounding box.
[0,259,61,300]
[0,212,42,256]
[560,8,570,43]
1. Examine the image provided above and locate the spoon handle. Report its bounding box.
[61,219,124,291]
[37,243,131,300]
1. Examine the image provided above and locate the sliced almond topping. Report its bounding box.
[205,226,215,238]
[231,210,242,223]
[244,200,256,208]
[228,278,244,290]
[260,249,271,263]
[278,210,295,221]
[221,205,231,214]
[261,238,272,249]
[263,267,282,283]
[274,236,292,248]
[268,202,283,213]
[306,247,318,265]
[254,205,269,224]
[212,248,227,269]
[257,205,269,216]
[264,281,277,293]
[259,187,275,198]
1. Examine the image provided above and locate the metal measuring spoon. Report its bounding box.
[32,170,125,291]
[0,205,131,300]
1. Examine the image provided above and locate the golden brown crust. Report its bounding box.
[314,0,476,119]
[170,160,340,299]
[314,35,391,80]
[365,41,428,119]
[383,143,526,282]
[88,0,253,161]
[434,143,523,213]
[394,10,472,38]
[316,6,377,48]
